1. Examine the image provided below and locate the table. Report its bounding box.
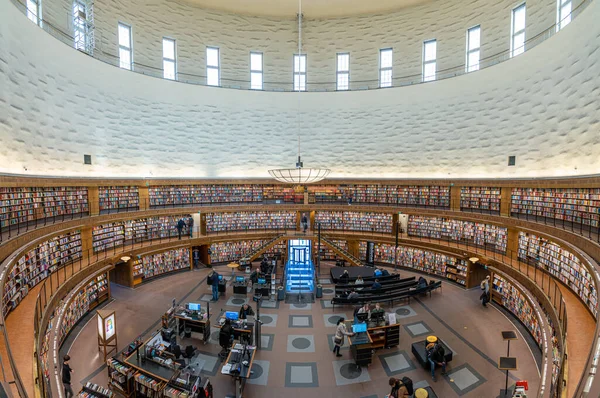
[346,322,374,367]
[228,262,240,276]
[216,317,254,345]
[330,266,374,282]
[221,342,256,398]
[174,313,210,343]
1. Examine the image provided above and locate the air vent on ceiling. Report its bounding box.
[84,154,92,165]
[508,156,516,166]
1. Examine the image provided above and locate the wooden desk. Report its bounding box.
[221,342,256,398]
[174,313,211,343]
[346,321,373,367]
[216,317,254,345]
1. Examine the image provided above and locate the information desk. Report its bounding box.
[221,342,256,398]
[174,313,211,343]
[216,317,254,345]
[346,321,401,367]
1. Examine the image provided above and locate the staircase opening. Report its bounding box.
[285,238,315,302]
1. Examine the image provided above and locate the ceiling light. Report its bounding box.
[120,256,131,262]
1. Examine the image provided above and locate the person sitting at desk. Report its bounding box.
[238,304,255,320]
[357,303,371,318]
[371,279,382,290]
[354,276,364,285]
[347,289,360,300]
[371,302,384,315]
[339,270,350,284]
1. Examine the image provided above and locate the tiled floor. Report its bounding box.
[20,264,550,397]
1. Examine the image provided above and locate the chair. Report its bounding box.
[218,329,233,360]
[183,345,196,360]
[172,344,182,359]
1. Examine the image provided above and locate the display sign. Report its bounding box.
[366,241,375,266]
[97,309,117,342]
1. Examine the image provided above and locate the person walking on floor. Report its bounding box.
[333,317,354,357]
[62,355,74,398]
[177,218,186,240]
[187,215,194,238]
[480,275,491,307]
[210,270,220,301]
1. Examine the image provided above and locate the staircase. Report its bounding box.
[240,235,284,263]
[285,239,315,302]
[320,236,364,266]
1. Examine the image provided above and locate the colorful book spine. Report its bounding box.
[460,187,501,212]
[206,211,296,232]
[315,211,393,233]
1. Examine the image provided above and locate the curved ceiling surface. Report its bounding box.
[171,0,436,17]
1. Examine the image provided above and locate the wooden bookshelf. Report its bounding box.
[149,184,264,206]
[358,242,470,287]
[140,248,190,282]
[205,211,296,233]
[511,187,600,228]
[133,372,166,398]
[79,382,114,398]
[491,273,542,347]
[518,231,598,318]
[107,358,134,397]
[209,240,268,263]
[314,211,392,233]
[0,186,88,229]
[2,230,82,317]
[314,239,347,260]
[407,216,507,253]
[99,186,139,211]
[310,185,450,207]
[460,186,501,213]
[39,313,53,390]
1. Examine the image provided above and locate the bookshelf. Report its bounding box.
[314,211,393,233]
[39,312,54,391]
[358,242,469,287]
[58,273,109,344]
[99,186,139,211]
[0,186,88,229]
[205,211,296,233]
[210,240,268,263]
[107,358,134,397]
[133,372,165,398]
[310,185,450,207]
[511,187,600,228]
[491,273,542,347]
[93,222,125,252]
[314,239,347,260]
[407,216,507,253]
[460,187,501,213]
[3,230,82,316]
[518,231,598,318]
[79,382,114,398]
[140,248,190,282]
[149,184,265,206]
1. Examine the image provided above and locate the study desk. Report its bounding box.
[216,317,254,345]
[346,321,401,367]
[347,324,374,367]
[173,312,211,343]
[221,342,256,398]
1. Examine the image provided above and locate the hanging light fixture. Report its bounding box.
[267,0,331,184]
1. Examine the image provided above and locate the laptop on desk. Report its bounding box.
[352,323,369,343]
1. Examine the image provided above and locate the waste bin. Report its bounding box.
[277,286,285,301]
[316,284,323,298]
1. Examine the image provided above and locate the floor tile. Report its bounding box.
[289,315,314,328]
[260,333,274,351]
[445,363,487,396]
[260,300,280,309]
[404,321,433,338]
[287,334,315,352]
[323,313,349,327]
[326,334,349,352]
[290,302,313,310]
[259,313,278,327]
[391,305,417,319]
[332,359,371,386]
[378,351,416,376]
[194,351,220,376]
[320,299,334,309]
[226,295,249,307]
[199,294,212,302]
[285,362,319,387]
[247,359,270,386]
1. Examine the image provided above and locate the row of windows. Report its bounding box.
[26,0,573,90]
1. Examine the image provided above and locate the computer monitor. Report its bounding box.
[371,311,385,323]
[225,311,239,321]
[257,278,266,284]
[352,323,367,333]
[236,276,245,283]
[218,275,224,281]
[356,312,369,322]
[187,303,201,312]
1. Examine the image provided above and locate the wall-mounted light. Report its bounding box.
[469,257,479,263]
[120,256,131,262]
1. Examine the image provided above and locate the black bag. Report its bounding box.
[401,376,414,395]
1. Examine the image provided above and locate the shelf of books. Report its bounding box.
[140,248,190,282]
[310,185,450,207]
[107,358,134,397]
[92,215,191,252]
[0,186,88,230]
[263,241,287,257]
[358,242,469,287]
[518,231,598,318]
[205,211,296,233]
[79,382,114,398]
[491,273,542,347]
[2,230,82,317]
[314,211,393,233]
[149,184,265,206]
[314,239,347,260]
[460,187,501,213]
[58,273,109,345]
[511,188,600,228]
[263,186,302,203]
[39,312,54,393]
[210,240,268,263]
[99,186,139,211]
[133,372,165,398]
[407,216,507,253]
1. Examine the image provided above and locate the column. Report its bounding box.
[138,186,149,211]
[507,227,520,257]
[81,226,93,261]
[450,185,462,211]
[88,186,99,216]
[347,240,360,258]
[500,187,512,217]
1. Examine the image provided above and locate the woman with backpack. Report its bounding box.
[387,376,411,398]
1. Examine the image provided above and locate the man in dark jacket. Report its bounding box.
[187,216,194,238]
[210,271,220,301]
[427,343,447,381]
[339,270,350,284]
[371,279,382,290]
[177,218,186,240]
[62,355,74,398]
[238,303,255,320]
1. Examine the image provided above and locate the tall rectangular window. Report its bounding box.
[466,26,481,72]
[336,53,350,91]
[206,47,220,86]
[73,1,87,51]
[557,0,571,30]
[250,52,263,90]
[423,39,437,82]
[294,54,307,91]
[163,38,176,80]
[118,23,132,70]
[379,48,393,88]
[27,0,40,25]
[511,3,526,57]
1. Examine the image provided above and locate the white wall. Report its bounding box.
[0,0,599,179]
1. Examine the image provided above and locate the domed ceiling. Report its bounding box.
[172,0,436,17]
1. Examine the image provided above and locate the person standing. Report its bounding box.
[177,218,185,240]
[210,271,220,301]
[302,214,308,233]
[480,276,491,307]
[62,355,74,398]
[187,215,194,238]
[333,317,354,357]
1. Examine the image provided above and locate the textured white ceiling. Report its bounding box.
[170,0,436,17]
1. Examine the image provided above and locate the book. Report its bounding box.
[315,211,392,233]
[99,186,139,211]
[460,187,501,213]
[140,248,190,280]
[206,211,296,233]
